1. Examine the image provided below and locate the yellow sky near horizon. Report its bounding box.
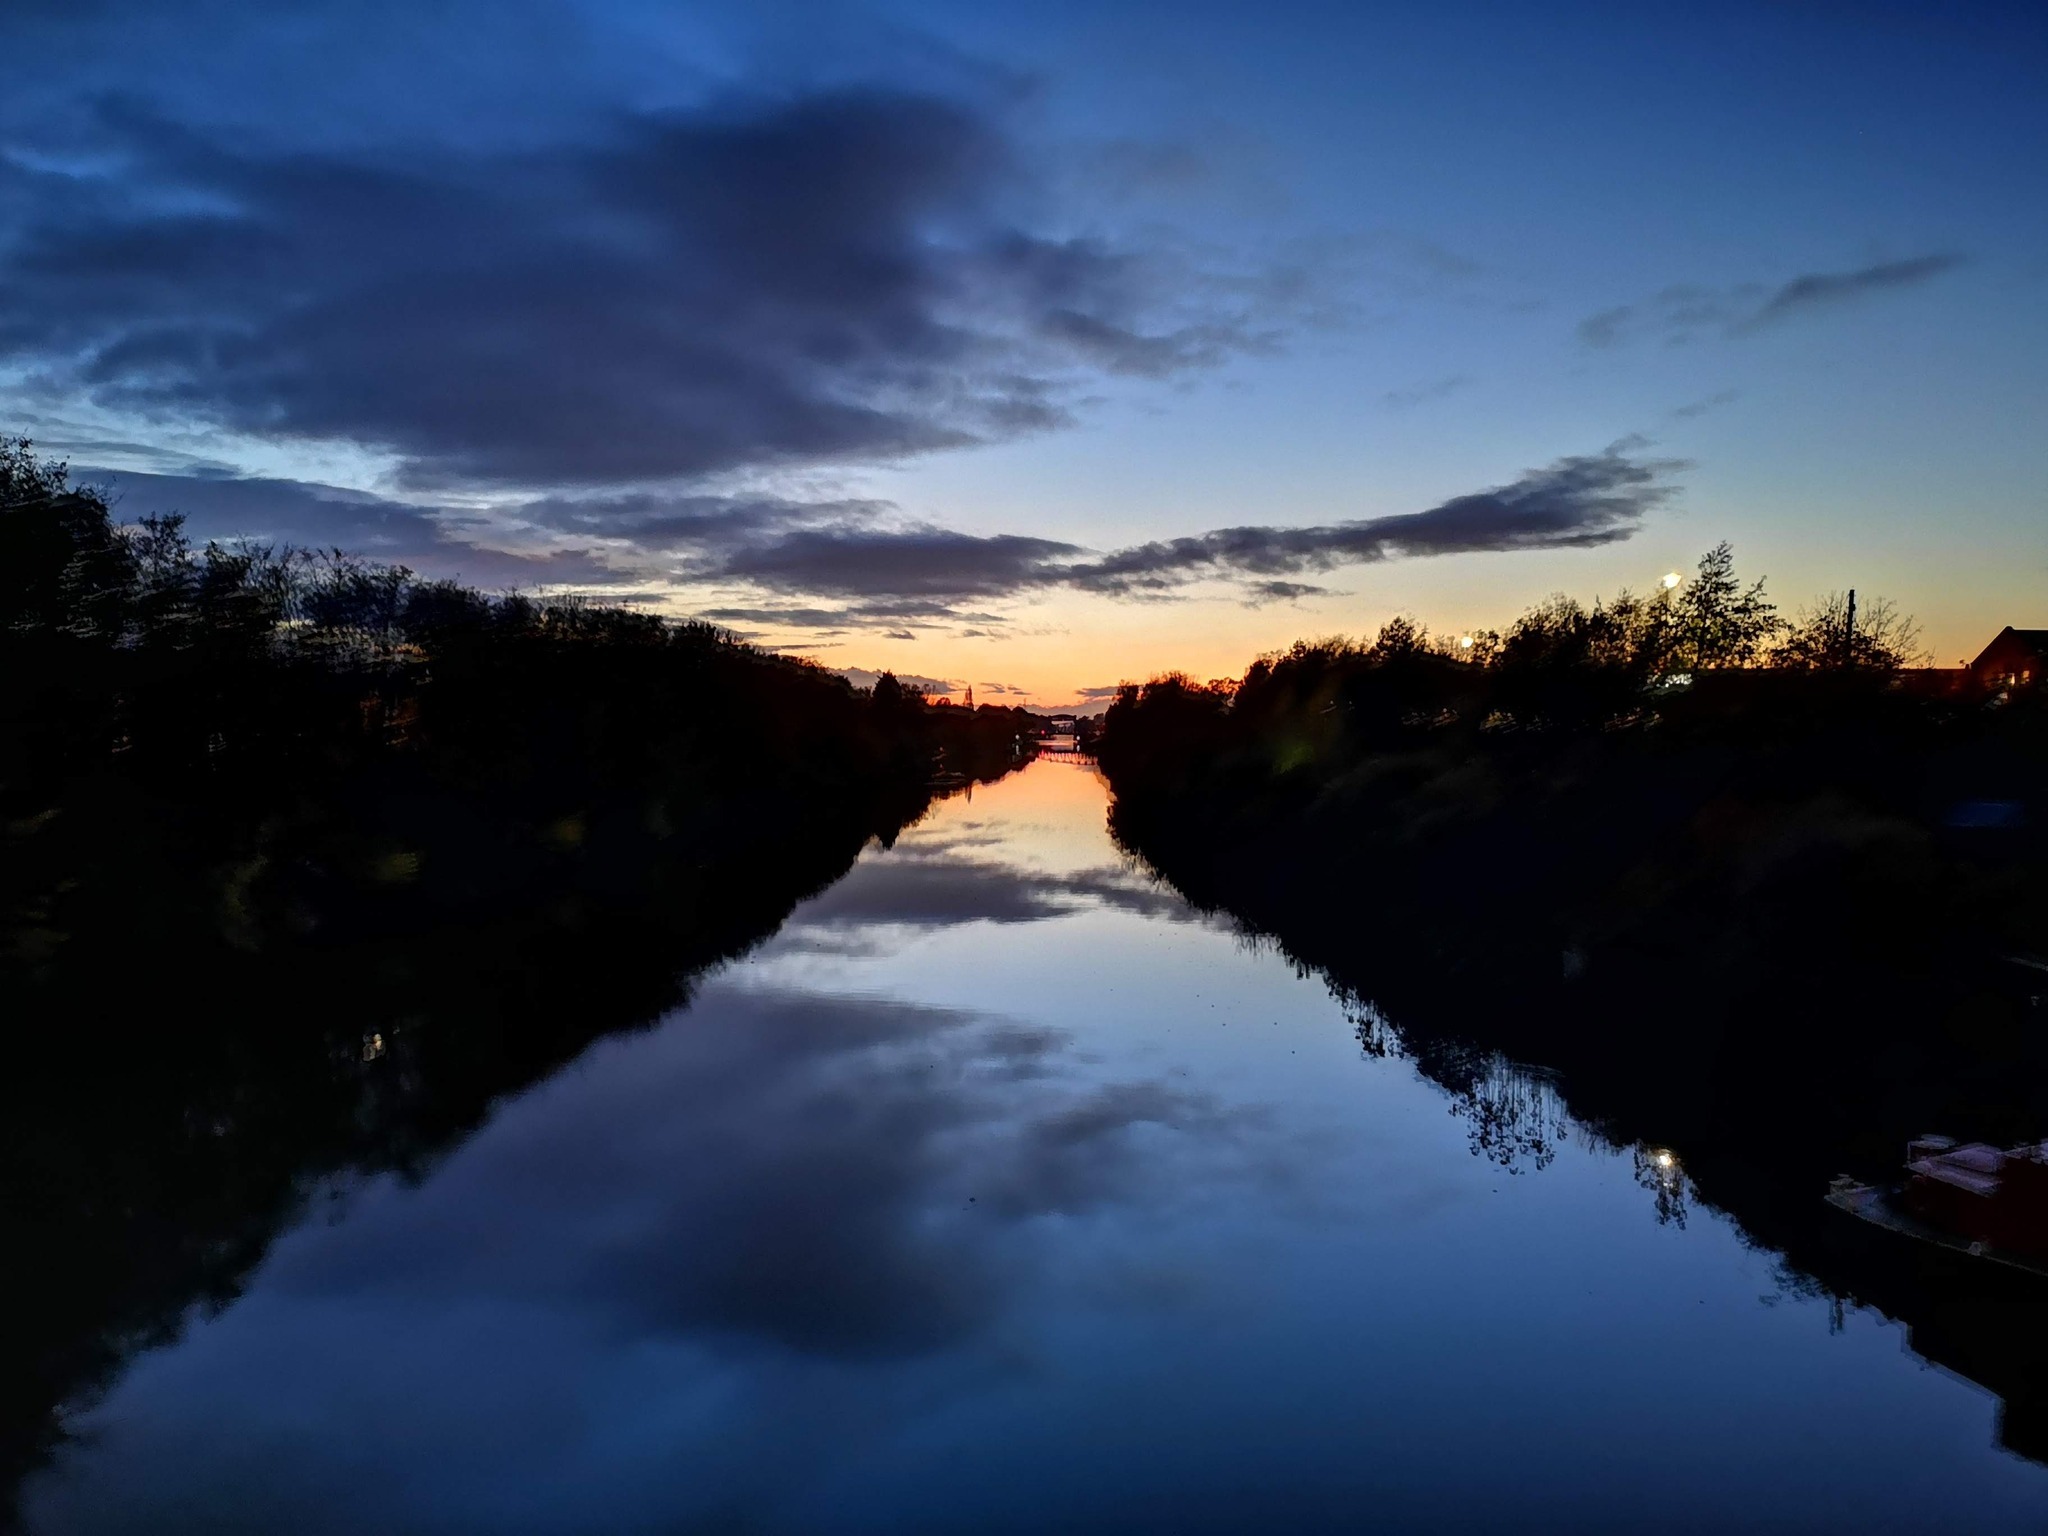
[737,540,2030,709]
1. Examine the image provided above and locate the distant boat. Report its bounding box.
[1827,1136,2048,1279]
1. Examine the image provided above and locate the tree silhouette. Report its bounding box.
[1774,590,1923,673]
[1673,540,1780,670]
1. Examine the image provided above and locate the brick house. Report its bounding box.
[1972,628,2047,691]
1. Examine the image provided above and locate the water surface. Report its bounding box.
[29,761,2048,1533]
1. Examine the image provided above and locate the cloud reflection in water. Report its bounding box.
[29,967,1281,1534]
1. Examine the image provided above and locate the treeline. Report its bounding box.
[2,436,1023,810]
[3,437,1032,963]
[1100,540,2042,986]
[1102,541,1929,770]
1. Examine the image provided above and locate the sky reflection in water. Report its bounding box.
[29,762,2048,1534]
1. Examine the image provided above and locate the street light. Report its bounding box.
[1661,572,1681,590]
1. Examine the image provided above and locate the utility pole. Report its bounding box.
[1845,588,1856,668]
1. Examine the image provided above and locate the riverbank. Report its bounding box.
[1099,656,2048,1456]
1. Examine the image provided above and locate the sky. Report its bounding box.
[3,0,2043,704]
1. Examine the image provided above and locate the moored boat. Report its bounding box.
[1827,1136,2048,1279]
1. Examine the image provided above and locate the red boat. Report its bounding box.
[1827,1136,2048,1278]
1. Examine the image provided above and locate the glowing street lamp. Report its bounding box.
[1661,571,1682,590]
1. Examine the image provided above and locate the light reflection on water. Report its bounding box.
[27,761,2048,1534]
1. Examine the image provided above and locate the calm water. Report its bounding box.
[28,761,2048,1533]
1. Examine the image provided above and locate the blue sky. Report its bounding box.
[3,0,2042,699]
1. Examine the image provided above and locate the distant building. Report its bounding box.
[1972,628,2047,691]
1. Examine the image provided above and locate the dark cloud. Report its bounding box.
[1746,254,1966,327]
[1054,443,1678,595]
[521,492,884,553]
[857,598,1009,622]
[700,597,1007,629]
[1,90,1286,493]
[719,527,1084,600]
[1036,307,1267,378]
[701,606,875,628]
[1243,580,1331,603]
[693,444,1678,607]
[979,1079,1271,1219]
[1075,685,1126,700]
[1579,255,1963,347]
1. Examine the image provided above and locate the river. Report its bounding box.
[25,759,2048,1533]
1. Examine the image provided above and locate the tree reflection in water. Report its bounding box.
[1631,1144,1691,1228]
[1351,1001,1574,1175]
[1359,986,1693,1220]
[0,771,1019,1523]
[1144,841,2048,1472]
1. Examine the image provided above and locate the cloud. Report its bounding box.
[0,89,1295,494]
[717,528,1085,601]
[1243,580,1331,603]
[789,856,1092,931]
[1667,389,1740,421]
[1745,254,1965,327]
[698,599,1007,629]
[521,493,885,554]
[692,443,1679,608]
[779,842,1206,936]
[254,981,1252,1359]
[1054,443,1679,595]
[38,964,1284,1535]
[1380,374,1471,410]
[1579,255,1962,347]
[701,606,876,628]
